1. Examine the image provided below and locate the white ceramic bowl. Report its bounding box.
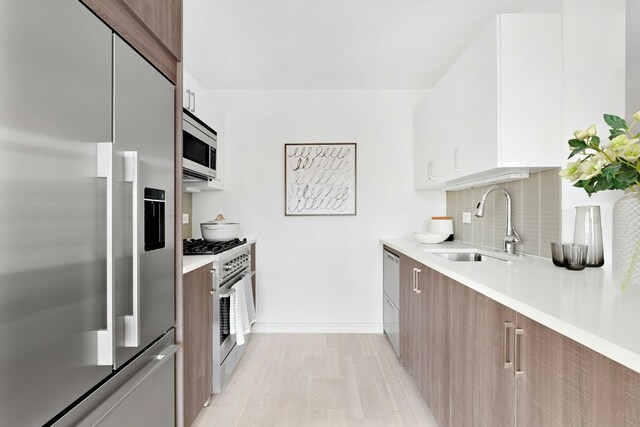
[413,232,449,244]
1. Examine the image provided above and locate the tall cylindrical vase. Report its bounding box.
[612,191,640,294]
[573,205,604,267]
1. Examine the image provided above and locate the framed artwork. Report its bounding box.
[284,143,357,216]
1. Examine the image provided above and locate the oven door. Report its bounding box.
[217,269,250,363]
[213,266,256,393]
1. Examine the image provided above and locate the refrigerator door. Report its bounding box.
[112,36,175,368]
[54,330,177,427]
[0,1,113,425]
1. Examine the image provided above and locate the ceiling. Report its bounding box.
[183,0,536,90]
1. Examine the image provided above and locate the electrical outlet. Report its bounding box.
[462,212,472,224]
[182,213,189,224]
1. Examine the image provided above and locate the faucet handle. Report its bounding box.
[506,228,522,244]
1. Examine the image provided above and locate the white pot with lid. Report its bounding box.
[200,214,239,242]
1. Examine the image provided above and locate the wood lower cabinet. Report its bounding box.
[395,249,640,427]
[183,264,213,427]
[399,255,451,426]
[516,314,640,426]
[419,267,451,427]
[449,280,640,427]
[449,279,516,427]
[399,254,421,379]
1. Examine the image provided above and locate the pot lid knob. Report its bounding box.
[215,213,226,221]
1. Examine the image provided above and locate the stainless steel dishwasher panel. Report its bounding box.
[383,292,400,356]
[383,250,400,356]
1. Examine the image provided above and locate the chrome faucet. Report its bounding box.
[474,186,522,254]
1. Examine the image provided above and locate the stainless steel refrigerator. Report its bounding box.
[0,1,177,425]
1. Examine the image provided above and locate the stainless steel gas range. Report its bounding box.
[184,238,255,393]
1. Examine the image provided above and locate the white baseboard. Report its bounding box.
[251,322,384,334]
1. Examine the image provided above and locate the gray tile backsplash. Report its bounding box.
[445,169,561,258]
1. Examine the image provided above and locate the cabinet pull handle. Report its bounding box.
[454,148,460,171]
[412,268,416,292]
[503,321,514,369]
[415,268,422,294]
[428,161,435,180]
[186,89,192,110]
[191,91,196,112]
[514,328,524,376]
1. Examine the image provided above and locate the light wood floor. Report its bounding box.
[192,333,437,427]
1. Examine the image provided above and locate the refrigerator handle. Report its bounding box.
[97,143,115,366]
[123,151,140,347]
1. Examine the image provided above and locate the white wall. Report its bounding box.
[560,0,626,271]
[192,90,444,332]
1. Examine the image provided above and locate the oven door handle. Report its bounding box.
[210,268,217,295]
[219,288,234,299]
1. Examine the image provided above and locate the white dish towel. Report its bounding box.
[229,273,256,346]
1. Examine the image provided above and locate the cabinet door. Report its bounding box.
[118,0,182,59]
[499,14,562,167]
[413,97,433,189]
[450,280,516,427]
[515,314,640,426]
[418,266,451,427]
[399,255,420,379]
[429,73,455,184]
[452,18,498,177]
[183,264,213,427]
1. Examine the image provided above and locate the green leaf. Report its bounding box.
[590,135,601,148]
[567,139,588,158]
[592,177,612,193]
[568,147,587,159]
[601,163,622,181]
[617,166,639,187]
[568,139,587,149]
[609,128,625,139]
[604,114,628,130]
[577,178,596,196]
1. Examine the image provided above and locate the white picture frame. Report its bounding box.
[284,143,357,216]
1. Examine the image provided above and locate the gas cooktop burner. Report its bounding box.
[183,238,247,255]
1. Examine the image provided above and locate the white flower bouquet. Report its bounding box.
[560,111,640,195]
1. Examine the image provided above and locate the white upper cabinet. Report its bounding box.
[183,70,203,114]
[414,14,562,190]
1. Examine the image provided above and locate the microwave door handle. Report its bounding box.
[96,143,115,366]
[123,151,140,347]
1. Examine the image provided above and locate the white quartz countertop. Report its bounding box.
[182,236,257,275]
[381,237,640,374]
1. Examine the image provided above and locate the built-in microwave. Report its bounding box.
[183,108,217,182]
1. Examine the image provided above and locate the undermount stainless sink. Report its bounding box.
[434,252,505,262]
